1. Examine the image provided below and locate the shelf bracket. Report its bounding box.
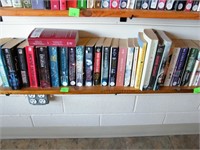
[27,94,49,105]
[0,16,3,22]
[120,17,127,22]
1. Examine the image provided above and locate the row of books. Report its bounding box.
[0,28,200,91]
[0,0,200,11]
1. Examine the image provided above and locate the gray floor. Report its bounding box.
[0,134,199,149]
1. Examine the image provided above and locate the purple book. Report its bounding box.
[31,0,45,9]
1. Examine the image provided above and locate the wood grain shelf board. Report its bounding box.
[0,86,194,95]
[0,8,199,20]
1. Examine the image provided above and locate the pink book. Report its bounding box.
[51,0,60,10]
[60,0,67,10]
[25,46,38,88]
[116,39,128,86]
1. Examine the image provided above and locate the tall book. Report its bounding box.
[78,0,87,8]
[109,38,119,86]
[0,38,12,88]
[188,60,200,86]
[59,46,68,86]
[135,32,147,89]
[101,38,112,86]
[116,39,128,87]
[60,0,67,10]
[94,37,104,86]
[49,46,60,87]
[50,0,60,10]
[31,0,45,9]
[67,0,77,8]
[153,30,172,90]
[85,38,98,86]
[140,29,158,91]
[36,46,51,88]
[76,38,90,87]
[28,28,79,47]
[17,40,30,87]
[68,46,76,86]
[1,38,25,90]
[124,38,134,87]
[130,38,139,87]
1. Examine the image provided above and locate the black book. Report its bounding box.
[44,0,51,9]
[1,38,25,90]
[17,40,30,87]
[174,0,186,11]
[68,46,76,86]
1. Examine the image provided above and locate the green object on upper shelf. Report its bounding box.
[69,8,80,17]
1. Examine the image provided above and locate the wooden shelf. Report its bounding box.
[0,8,199,20]
[0,86,195,95]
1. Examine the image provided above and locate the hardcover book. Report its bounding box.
[44,0,51,9]
[49,46,60,87]
[191,0,199,11]
[109,38,119,87]
[0,0,12,7]
[28,28,79,47]
[134,0,142,8]
[50,0,60,10]
[110,0,120,8]
[21,0,32,8]
[31,0,45,9]
[85,38,98,86]
[141,0,149,9]
[25,46,39,88]
[128,0,136,8]
[17,40,30,87]
[78,0,87,8]
[165,0,175,10]
[185,0,193,11]
[157,0,167,9]
[101,0,110,8]
[94,37,104,86]
[116,39,128,87]
[59,46,68,86]
[68,47,76,86]
[94,0,102,8]
[2,38,25,90]
[36,46,51,88]
[174,0,186,11]
[76,38,90,87]
[67,0,77,8]
[149,0,159,9]
[101,38,112,86]
[119,0,128,9]
[11,0,22,7]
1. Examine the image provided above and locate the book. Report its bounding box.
[119,0,128,9]
[25,46,38,88]
[149,0,159,9]
[134,0,142,8]
[101,0,110,8]
[94,0,102,8]
[109,38,119,87]
[67,0,77,8]
[185,0,193,11]
[0,38,12,88]
[44,0,51,9]
[17,40,30,87]
[59,46,68,86]
[135,32,147,89]
[101,38,112,86]
[78,0,87,8]
[21,0,32,8]
[76,38,90,87]
[85,38,98,86]
[28,28,79,47]
[157,0,167,9]
[191,60,200,86]
[36,46,51,88]
[128,0,136,8]
[130,38,139,87]
[140,29,158,91]
[11,0,22,7]
[165,0,176,10]
[49,46,60,87]
[191,0,199,11]
[174,0,186,11]
[116,39,128,87]
[87,0,94,8]
[68,46,76,86]
[141,0,149,9]
[152,30,172,90]
[0,0,12,7]
[0,74,2,86]
[50,0,60,10]
[31,0,45,9]
[94,37,104,86]
[188,60,200,86]
[110,0,120,8]
[60,0,66,10]
[124,38,134,87]
[2,38,25,90]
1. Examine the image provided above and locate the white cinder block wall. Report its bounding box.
[0,17,200,138]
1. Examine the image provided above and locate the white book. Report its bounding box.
[130,38,139,87]
[198,3,200,11]
[140,29,158,91]
[124,38,134,86]
[0,0,12,7]
[189,60,200,86]
[87,0,94,8]
[11,0,22,7]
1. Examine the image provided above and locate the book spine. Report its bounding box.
[1,0,13,7]
[36,46,51,88]
[192,63,200,86]
[21,0,32,8]
[3,48,22,90]
[134,0,142,8]
[157,0,167,9]
[76,45,84,87]
[110,0,120,8]
[28,39,76,47]
[130,46,139,87]
[49,46,60,87]
[60,0,67,10]
[59,47,68,87]
[171,48,189,86]
[141,0,149,9]
[124,47,134,86]
[116,47,127,86]
[188,60,199,86]
[69,47,76,86]
[17,48,30,87]
[51,0,59,10]
[67,0,77,8]
[149,45,165,90]
[174,0,186,11]
[94,46,102,85]
[11,0,22,7]
[101,0,110,8]
[0,50,10,87]
[165,0,176,10]
[191,0,199,11]
[31,0,45,9]
[101,47,110,86]
[78,0,87,8]
[94,0,102,8]
[119,0,128,9]
[149,0,159,9]
[85,46,93,86]
[128,0,136,8]
[185,0,193,11]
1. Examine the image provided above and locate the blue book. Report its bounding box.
[31,0,45,9]
[49,46,59,87]
[59,47,68,87]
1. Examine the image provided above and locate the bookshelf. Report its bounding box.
[0,8,199,20]
[0,8,199,95]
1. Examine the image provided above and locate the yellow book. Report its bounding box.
[134,32,147,89]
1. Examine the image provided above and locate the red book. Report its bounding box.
[25,46,38,88]
[67,0,77,8]
[60,0,67,10]
[28,28,79,47]
[116,39,128,86]
[51,0,60,10]
[185,0,193,11]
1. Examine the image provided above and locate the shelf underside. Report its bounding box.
[0,86,195,95]
[0,8,199,20]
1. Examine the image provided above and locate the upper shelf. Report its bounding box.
[0,8,199,20]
